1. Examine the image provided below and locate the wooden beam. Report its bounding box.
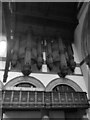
[2,2,15,82]
[15,11,78,31]
[15,11,76,24]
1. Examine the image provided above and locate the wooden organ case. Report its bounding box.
[2,2,77,82]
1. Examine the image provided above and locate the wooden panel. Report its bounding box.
[2,90,89,110]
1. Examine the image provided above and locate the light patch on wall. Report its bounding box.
[75,67,82,75]
[72,44,80,63]
[0,71,22,84]
[66,75,88,93]
[30,73,59,87]
[0,35,7,57]
[0,61,5,70]
[0,70,59,87]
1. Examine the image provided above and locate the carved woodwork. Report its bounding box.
[2,90,89,109]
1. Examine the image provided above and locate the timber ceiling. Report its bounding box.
[3,2,78,43]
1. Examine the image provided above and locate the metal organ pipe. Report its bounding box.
[11,36,19,67]
[22,29,32,76]
[25,31,32,66]
[67,44,76,72]
[37,37,43,70]
[58,38,68,77]
[58,38,67,67]
[46,39,53,70]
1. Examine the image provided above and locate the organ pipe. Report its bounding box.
[58,38,67,67]
[21,28,32,76]
[11,36,19,67]
[37,37,43,70]
[58,38,68,77]
[67,44,76,72]
[46,39,53,70]
[24,31,32,66]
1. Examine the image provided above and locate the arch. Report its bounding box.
[53,84,75,92]
[15,82,36,88]
[4,76,45,90]
[46,78,83,92]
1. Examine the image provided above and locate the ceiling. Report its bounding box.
[3,2,79,43]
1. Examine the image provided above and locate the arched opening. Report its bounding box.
[46,78,83,92]
[52,84,75,92]
[15,83,36,88]
[4,76,45,90]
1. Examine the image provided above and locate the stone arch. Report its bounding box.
[46,78,83,92]
[4,76,45,90]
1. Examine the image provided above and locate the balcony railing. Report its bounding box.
[1,89,89,110]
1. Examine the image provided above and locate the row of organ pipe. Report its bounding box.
[11,29,76,77]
